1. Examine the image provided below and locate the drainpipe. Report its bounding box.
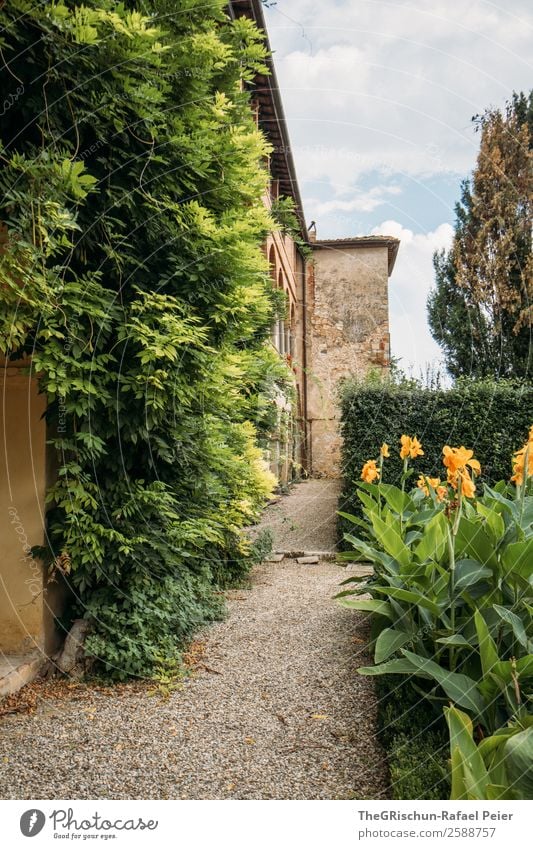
[301,248,310,474]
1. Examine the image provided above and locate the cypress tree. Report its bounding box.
[428,92,532,378]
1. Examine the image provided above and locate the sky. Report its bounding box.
[263,0,533,376]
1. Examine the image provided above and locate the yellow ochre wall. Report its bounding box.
[0,359,59,654]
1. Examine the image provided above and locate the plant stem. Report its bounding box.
[447,523,456,671]
[378,454,383,519]
[448,484,463,672]
[519,444,529,526]
[401,457,408,492]
[452,483,463,536]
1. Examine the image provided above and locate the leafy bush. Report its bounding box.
[0,1,286,676]
[340,431,533,799]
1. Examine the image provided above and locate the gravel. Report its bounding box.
[0,482,389,800]
[253,478,342,552]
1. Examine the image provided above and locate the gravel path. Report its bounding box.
[0,483,388,800]
[254,478,342,552]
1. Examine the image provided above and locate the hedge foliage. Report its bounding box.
[376,676,450,800]
[0,1,291,677]
[340,379,533,523]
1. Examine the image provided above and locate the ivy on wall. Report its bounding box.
[0,0,293,677]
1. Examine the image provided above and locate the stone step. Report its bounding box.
[0,653,44,698]
[273,549,337,561]
[265,552,374,575]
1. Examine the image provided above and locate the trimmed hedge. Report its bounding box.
[375,676,450,800]
[340,379,533,521]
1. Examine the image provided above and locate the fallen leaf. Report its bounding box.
[198,663,222,675]
[244,737,256,745]
[311,714,328,720]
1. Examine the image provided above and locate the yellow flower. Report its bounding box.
[511,427,533,485]
[361,459,380,483]
[416,474,440,496]
[443,445,480,476]
[458,470,476,499]
[445,466,476,498]
[416,475,448,502]
[380,443,390,458]
[400,435,424,460]
[436,485,448,502]
[442,445,479,498]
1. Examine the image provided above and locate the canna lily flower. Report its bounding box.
[361,459,380,483]
[442,445,479,499]
[436,485,448,502]
[458,470,476,499]
[400,435,424,460]
[511,426,533,485]
[380,443,390,458]
[417,475,448,502]
[416,474,440,496]
[443,445,481,477]
[445,466,477,498]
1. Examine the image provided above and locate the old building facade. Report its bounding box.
[233,0,399,481]
[306,236,398,476]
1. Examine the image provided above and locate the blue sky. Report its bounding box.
[263,0,532,375]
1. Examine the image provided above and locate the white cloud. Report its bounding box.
[266,0,533,184]
[308,184,402,214]
[262,0,531,369]
[371,220,454,374]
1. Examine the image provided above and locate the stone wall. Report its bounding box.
[306,240,395,477]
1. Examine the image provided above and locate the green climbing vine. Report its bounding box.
[0,0,293,677]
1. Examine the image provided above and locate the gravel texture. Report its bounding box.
[254,478,341,552]
[0,482,388,800]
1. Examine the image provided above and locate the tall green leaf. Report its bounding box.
[474,609,499,676]
[374,628,413,663]
[369,513,412,570]
[402,650,485,717]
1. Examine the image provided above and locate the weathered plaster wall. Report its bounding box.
[306,244,391,477]
[0,360,62,654]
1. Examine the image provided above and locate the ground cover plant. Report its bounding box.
[339,428,533,799]
[375,675,450,799]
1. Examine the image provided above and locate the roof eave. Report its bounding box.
[229,0,307,242]
[309,238,400,276]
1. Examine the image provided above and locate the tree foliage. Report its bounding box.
[0,0,292,677]
[428,92,533,378]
